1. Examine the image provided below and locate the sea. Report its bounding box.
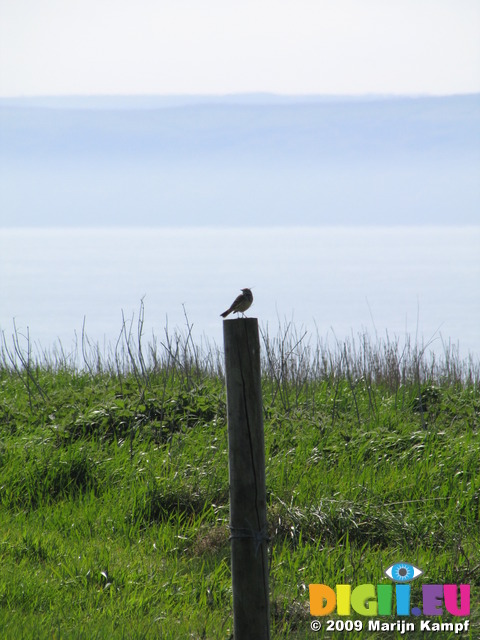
[1,226,479,363]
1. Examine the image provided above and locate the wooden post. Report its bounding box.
[223,318,270,640]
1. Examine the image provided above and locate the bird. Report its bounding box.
[220,288,253,318]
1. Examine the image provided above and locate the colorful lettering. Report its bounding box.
[444,584,470,616]
[309,584,336,616]
[395,584,411,615]
[308,582,470,618]
[351,584,377,616]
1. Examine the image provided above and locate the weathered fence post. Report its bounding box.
[223,318,270,640]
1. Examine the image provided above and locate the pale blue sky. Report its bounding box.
[1,0,479,96]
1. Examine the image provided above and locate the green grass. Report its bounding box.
[0,320,479,638]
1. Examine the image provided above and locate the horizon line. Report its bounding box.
[1,90,479,100]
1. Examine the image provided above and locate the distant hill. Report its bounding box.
[1,94,479,226]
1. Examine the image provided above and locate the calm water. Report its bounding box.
[1,227,479,360]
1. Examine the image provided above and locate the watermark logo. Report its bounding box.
[308,562,471,635]
[385,561,422,582]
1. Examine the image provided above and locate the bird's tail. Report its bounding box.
[220,308,232,318]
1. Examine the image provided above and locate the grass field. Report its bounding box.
[0,318,478,639]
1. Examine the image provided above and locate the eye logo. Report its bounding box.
[385,562,423,583]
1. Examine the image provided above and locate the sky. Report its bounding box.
[1,0,480,97]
